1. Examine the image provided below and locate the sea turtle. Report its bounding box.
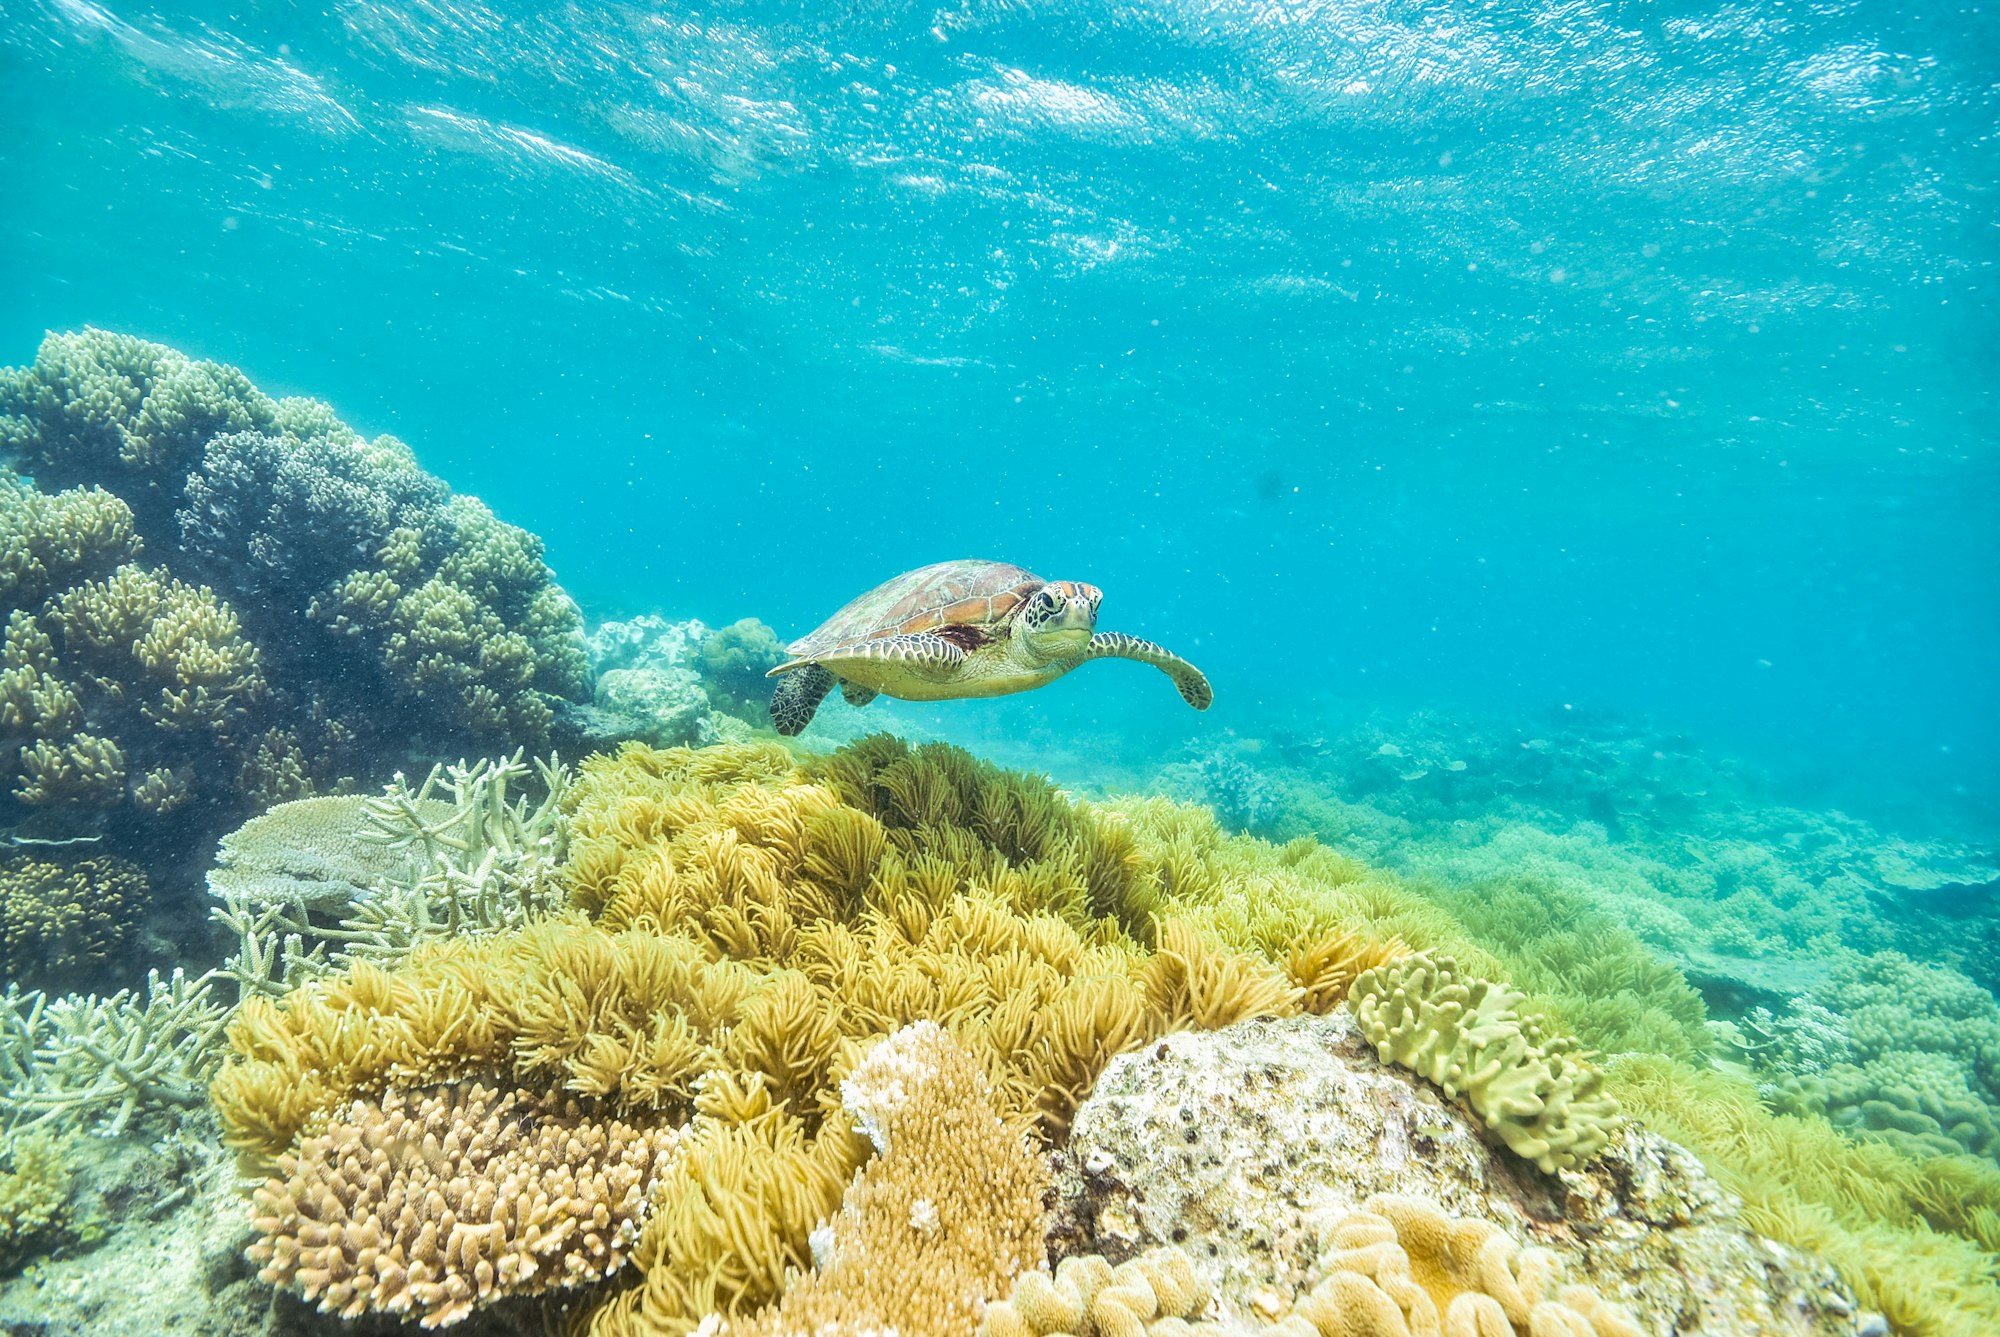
[767,559,1213,736]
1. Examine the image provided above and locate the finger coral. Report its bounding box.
[1350,953,1620,1174]
[709,1021,1050,1337]
[247,1081,677,1328]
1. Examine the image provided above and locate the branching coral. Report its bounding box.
[1350,953,1620,1174]
[209,752,571,1000]
[0,328,591,853]
[1,969,229,1134]
[605,1022,1049,1337]
[0,471,140,608]
[248,1081,677,1327]
[0,852,144,990]
[0,327,276,533]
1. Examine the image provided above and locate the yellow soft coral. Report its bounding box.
[213,739,1388,1333]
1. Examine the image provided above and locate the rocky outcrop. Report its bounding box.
[1050,1012,1876,1337]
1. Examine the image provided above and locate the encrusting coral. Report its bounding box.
[248,1081,678,1327]
[1272,1195,1645,1337]
[1349,952,1620,1174]
[983,1247,1210,1336]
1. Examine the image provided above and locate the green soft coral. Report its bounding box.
[1349,951,1621,1173]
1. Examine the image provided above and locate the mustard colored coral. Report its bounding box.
[611,1021,1049,1337]
[0,852,144,989]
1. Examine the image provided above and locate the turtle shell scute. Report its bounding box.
[789,559,1043,660]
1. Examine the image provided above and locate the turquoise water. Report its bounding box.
[3,0,1995,813]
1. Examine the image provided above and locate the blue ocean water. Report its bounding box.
[3,0,1995,824]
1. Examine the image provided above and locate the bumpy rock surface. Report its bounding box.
[1051,1012,1872,1337]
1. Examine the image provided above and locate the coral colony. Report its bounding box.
[4,333,2000,1336]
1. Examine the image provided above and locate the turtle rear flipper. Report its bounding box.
[1082,632,1213,710]
[771,663,838,735]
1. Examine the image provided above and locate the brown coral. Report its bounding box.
[628,1021,1050,1337]
[247,1081,677,1328]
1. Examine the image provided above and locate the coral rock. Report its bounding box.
[1051,1013,1868,1336]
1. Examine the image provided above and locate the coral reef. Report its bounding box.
[210,738,1383,1331]
[0,852,144,991]
[0,328,590,877]
[567,614,787,749]
[248,1081,677,1327]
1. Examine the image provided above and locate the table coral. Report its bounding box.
[247,1081,677,1327]
[1350,952,1620,1174]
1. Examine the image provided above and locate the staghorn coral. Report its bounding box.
[1,969,229,1134]
[248,1081,677,1328]
[1349,953,1620,1174]
[209,753,569,1002]
[0,852,144,990]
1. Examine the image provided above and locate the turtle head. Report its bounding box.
[1017,580,1101,661]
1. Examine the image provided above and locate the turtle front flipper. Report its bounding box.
[770,663,838,735]
[841,681,878,707]
[1082,632,1213,710]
